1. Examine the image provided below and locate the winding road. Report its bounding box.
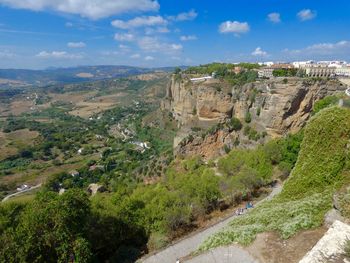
[139,184,282,263]
[1,184,42,203]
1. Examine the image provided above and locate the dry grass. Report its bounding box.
[68,93,128,118]
[0,129,39,160]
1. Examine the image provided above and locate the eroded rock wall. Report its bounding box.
[163,75,345,159]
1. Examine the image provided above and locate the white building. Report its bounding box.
[335,67,350,77]
[317,61,347,68]
[292,61,315,68]
[190,76,213,82]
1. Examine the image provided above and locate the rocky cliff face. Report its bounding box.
[162,75,345,159]
[162,76,234,126]
[234,78,344,136]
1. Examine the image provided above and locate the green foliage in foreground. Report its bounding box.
[199,107,350,251]
[199,192,331,249]
[0,189,147,263]
[312,95,338,115]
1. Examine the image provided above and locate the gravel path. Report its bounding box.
[140,184,282,263]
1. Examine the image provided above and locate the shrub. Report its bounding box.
[256,107,261,117]
[230,117,242,131]
[313,96,338,115]
[245,111,252,123]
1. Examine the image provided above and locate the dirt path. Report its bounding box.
[139,184,282,263]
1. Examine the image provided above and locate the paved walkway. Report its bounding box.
[185,246,259,263]
[140,184,282,263]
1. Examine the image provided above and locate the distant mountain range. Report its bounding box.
[0,65,181,88]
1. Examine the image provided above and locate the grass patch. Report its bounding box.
[198,106,350,252]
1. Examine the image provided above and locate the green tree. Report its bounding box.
[230,117,242,131]
[0,189,92,263]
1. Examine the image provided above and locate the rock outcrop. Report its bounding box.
[162,76,234,126]
[87,183,107,195]
[162,75,345,159]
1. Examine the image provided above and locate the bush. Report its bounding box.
[256,107,261,117]
[245,111,252,123]
[313,96,338,115]
[230,117,242,131]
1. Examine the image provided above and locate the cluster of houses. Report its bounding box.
[258,60,350,79]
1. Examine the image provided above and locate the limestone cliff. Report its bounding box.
[162,75,346,159]
[162,76,234,126]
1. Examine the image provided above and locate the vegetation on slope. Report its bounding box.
[0,127,304,261]
[199,106,350,251]
[183,62,259,85]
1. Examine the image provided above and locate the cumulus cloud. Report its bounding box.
[114,33,135,42]
[145,55,154,61]
[67,42,86,48]
[36,51,83,59]
[138,36,182,53]
[268,12,281,23]
[252,47,268,56]
[111,16,167,29]
[0,0,160,20]
[219,21,250,35]
[168,10,198,21]
[180,35,197,41]
[297,9,317,21]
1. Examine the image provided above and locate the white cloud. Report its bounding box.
[114,33,135,42]
[297,9,317,21]
[145,27,170,35]
[36,51,83,59]
[219,21,250,35]
[0,0,160,20]
[267,12,281,23]
[111,16,167,29]
[0,50,16,58]
[168,9,198,21]
[130,53,141,59]
[100,51,120,56]
[170,44,182,51]
[118,44,131,53]
[138,36,183,53]
[65,22,73,27]
[252,47,268,57]
[67,42,86,48]
[119,44,129,49]
[180,35,197,41]
[145,55,154,61]
[285,40,350,57]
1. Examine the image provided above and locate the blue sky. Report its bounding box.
[0,0,349,69]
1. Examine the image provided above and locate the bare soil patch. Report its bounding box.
[247,227,327,263]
